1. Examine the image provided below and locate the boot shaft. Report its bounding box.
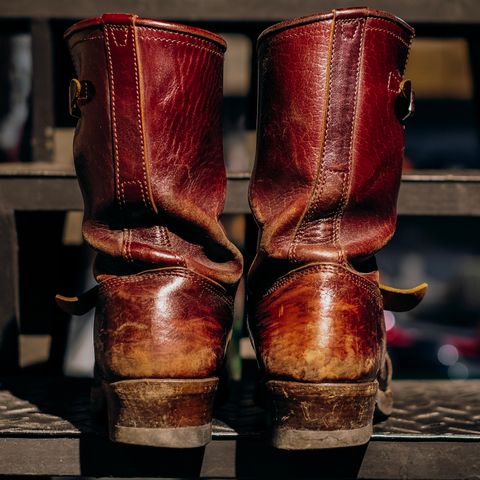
[249,7,414,289]
[66,14,242,285]
[63,15,241,400]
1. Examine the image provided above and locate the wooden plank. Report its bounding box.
[399,171,480,216]
[0,378,479,477]
[0,212,19,373]
[0,437,479,478]
[31,19,54,163]
[1,0,480,23]
[1,168,480,216]
[0,177,82,210]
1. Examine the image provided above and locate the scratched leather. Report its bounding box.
[248,8,414,383]
[65,15,242,380]
[66,14,243,287]
[250,264,384,382]
[94,269,233,380]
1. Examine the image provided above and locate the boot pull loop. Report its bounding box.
[55,285,98,315]
[69,78,94,118]
[396,79,415,123]
[380,282,428,312]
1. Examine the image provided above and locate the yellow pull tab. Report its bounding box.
[396,79,415,123]
[69,78,94,118]
[380,282,428,312]
[55,285,98,316]
[69,78,82,118]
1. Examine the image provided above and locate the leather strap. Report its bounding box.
[69,78,93,118]
[57,280,428,315]
[380,282,428,312]
[102,13,157,214]
[56,286,98,316]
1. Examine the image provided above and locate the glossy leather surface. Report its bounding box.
[249,8,414,383]
[66,15,242,381]
[66,14,243,287]
[95,268,233,380]
[251,264,384,382]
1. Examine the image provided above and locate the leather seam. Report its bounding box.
[159,226,173,249]
[337,19,363,24]
[70,24,224,49]
[260,19,361,51]
[137,25,224,52]
[368,17,413,39]
[260,25,325,50]
[99,270,233,308]
[300,17,337,248]
[131,24,156,215]
[387,71,402,93]
[104,26,122,210]
[121,228,128,262]
[288,16,336,263]
[109,25,129,46]
[403,31,415,76]
[104,24,129,264]
[340,20,359,41]
[261,264,382,303]
[120,180,148,209]
[367,16,412,32]
[259,16,408,50]
[365,26,410,49]
[127,229,133,263]
[121,228,133,263]
[71,33,223,58]
[136,34,224,58]
[334,18,365,264]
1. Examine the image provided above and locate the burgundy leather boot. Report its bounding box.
[248,8,427,449]
[58,14,243,448]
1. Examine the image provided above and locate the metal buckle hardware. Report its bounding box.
[69,78,93,118]
[396,79,415,123]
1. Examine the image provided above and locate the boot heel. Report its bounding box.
[103,378,218,448]
[267,380,378,450]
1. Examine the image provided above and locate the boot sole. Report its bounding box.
[100,377,218,448]
[267,379,379,450]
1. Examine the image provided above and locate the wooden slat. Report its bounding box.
[0,212,19,373]
[0,437,478,478]
[0,378,479,478]
[1,167,480,216]
[1,0,480,23]
[399,170,480,216]
[31,19,54,163]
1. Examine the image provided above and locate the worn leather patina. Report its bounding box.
[248,7,420,384]
[64,14,243,383]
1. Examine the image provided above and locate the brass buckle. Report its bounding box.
[69,78,93,118]
[396,79,415,123]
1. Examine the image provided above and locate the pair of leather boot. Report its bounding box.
[58,7,426,450]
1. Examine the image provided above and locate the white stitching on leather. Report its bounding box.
[334,18,365,264]
[366,26,410,49]
[131,25,155,213]
[109,25,129,47]
[104,26,122,211]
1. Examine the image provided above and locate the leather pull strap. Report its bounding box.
[55,286,98,316]
[102,13,157,214]
[57,280,427,315]
[380,282,428,312]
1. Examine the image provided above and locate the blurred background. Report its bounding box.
[1,1,479,383]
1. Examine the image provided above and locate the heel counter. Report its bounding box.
[95,269,233,380]
[250,264,385,382]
